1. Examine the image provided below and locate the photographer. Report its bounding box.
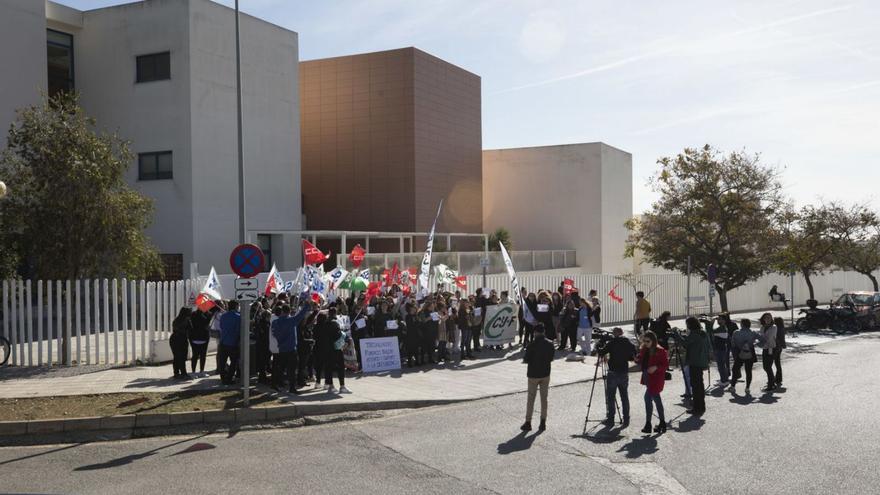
[649,311,672,349]
[672,317,712,416]
[597,327,637,427]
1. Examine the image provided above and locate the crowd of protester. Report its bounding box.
[168,281,609,395]
[168,279,788,437]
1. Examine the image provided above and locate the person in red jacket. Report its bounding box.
[637,331,669,434]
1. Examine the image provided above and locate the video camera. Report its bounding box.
[591,328,614,351]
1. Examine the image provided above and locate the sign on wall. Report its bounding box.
[482,303,519,345]
[359,337,401,373]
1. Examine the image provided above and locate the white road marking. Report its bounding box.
[590,456,691,495]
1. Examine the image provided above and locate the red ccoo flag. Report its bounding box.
[366,281,382,300]
[608,284,624,304]
[302,239,330,265]
[562,278,578,295]
[454,276,468,290]
[348,244,366,268]
[386,262,400,287]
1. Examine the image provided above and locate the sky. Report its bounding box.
[60,0,880,213]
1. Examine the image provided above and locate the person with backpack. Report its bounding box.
[729,318,759,394]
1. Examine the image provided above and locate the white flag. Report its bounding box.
[200,266,223,301]
[326,266,349,290]
[419,200,444,291]
[499,242,536,324]
[433,264,457,285]
[264,263,284,296]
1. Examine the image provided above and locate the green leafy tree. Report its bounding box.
[772,203,876,300]
[625,145,783,312]
[836,221,880,291]
[488,227,513,251]
[0,93,162,280]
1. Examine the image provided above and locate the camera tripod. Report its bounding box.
[582,355,623,435]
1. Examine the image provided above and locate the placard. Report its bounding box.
[354,318,366,329]
[474,307,482,317]
[537,304,549,313]
[367,306,376,316]
[482,303,519,345]
[359,337,402,373]
[430,312,440,321]
[386,320,399,330]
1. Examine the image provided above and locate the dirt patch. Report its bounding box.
[0,390,286,421]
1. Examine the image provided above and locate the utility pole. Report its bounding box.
[234,0,251,407]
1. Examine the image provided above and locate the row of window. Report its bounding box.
[47,29,171,97]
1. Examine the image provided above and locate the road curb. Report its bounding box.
[0,399,463,442]
[0,378,592,445]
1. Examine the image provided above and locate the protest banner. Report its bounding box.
[359,337,402,373]
[481,303,519,345]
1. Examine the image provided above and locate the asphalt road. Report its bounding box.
[2,333,878,495]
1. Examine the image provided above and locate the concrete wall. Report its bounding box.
[188,0,301,271]
[412,49,482,235]
[75,0,195,271]
[300,47,482,238]
[482,143,632,274]
[300,48,416,232]
[599,144,633,274]
[0,0,49,151]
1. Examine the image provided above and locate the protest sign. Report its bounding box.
[359,337,402,373]
[482,303,519,345]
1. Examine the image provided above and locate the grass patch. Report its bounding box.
[0,390,287,421]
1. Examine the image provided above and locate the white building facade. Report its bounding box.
[0,0,302,277]
[482,143,633,274]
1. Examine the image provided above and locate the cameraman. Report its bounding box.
[598,327,637,427]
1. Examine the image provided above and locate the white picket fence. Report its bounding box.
[1,279,199,367]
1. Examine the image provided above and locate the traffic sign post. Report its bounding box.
[229,243,264,407]
[707,264,717,316]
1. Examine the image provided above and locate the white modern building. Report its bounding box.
[482,143,633,274]
[0,0,302,278]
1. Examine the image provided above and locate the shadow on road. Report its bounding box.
[0,442,84,466]
[74,433,211,471]
[675,415,705,433]
[572,424,626,444]
[616,435,658,459]
[497,430,543,454]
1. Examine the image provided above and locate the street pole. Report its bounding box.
[482,235,488,288]
[686,256,692,316]
[790,269,795,325]
[234,0,250,407]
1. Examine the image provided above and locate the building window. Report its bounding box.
[136,52,170,83]
[138,151,173,180]
[258,234,273,271]
[47,29,74,98]
[150,254,183,281]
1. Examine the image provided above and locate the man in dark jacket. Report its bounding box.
[218,301,241,385]
[598,327,636,426]
[270,303,312,393]
[674,317,712,415]
[522,324,555,432]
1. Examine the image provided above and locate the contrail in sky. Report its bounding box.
[491,5,853,95]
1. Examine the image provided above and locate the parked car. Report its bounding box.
[834,291,880,331]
